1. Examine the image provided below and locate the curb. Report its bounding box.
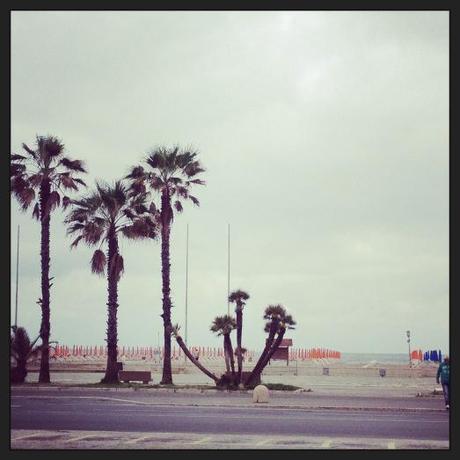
[11,388,446,413]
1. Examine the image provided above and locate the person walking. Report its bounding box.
[436,355,450,410]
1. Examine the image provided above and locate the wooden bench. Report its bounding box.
[118,370,152,384]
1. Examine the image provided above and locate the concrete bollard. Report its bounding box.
[252,384,269,403]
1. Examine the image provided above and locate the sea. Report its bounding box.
[340,353,412,365]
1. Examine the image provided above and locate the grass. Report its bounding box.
[263,383,304,391]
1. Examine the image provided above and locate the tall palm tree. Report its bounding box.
[170,324,219,384]
[245,305,296,387]
[210,315,237,378]
[228,289,250,385]
[126,146,205,384]
[10,135,87,383]
[65,181,158,383]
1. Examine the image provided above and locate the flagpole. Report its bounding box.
[227,223,230,315]
[185,223,189,362]
[14,225,20,328]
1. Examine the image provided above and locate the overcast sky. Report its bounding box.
[10,11,449,354]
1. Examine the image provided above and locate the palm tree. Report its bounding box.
[245,305,296,387]
[210,315,237,378]
[65,181,158,383]
[170,324,219,383]
[10,135,87,383]
[228,289,250,385]
[126,146,205,384]
[10,326,55,384]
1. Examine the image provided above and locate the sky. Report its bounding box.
[10,11,449,354]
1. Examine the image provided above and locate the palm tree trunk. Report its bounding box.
[223,339,231,373]
[101,228,119,384]
[236,307,243,385]
[246,328,286,387]
[175,336,219,382]
[16,358,28,384]
[160,190,173,384]
[245,319,279,387]
[224,333,236,377]
[38,180,51,383]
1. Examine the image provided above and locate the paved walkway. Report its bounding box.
[10,429,449,450]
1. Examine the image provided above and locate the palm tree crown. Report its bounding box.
[126,145,205,220]
[65,180,158,276]
[11,135,87,216]
[228,289,250,311]
[210,315,237,336]
[263,305,297,332]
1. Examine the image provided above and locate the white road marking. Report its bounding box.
[191,436,212,445]
[65,435,92,442]
[124,435,155,444]
[321,440,332,448]
[387,441,396,449]
[255,439,271,446]
[11,433,40,441]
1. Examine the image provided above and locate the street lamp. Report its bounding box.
[406,330,411,368]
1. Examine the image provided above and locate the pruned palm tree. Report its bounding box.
[245,305,296,387]
[10,326,55,384]
[10,135,87,383]
[126,146,205,384]
[228,289,250,385]
[170,324,218,383]
[65,180,158,383]
[210,315,237,378]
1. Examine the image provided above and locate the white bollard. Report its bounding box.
[252,384,269,403]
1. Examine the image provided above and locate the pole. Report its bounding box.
[227,223,230,315]
[185,223,189,363]
[406,330,411,368]
[14,225,20,327]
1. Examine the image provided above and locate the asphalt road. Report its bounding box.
[11,390,449,443]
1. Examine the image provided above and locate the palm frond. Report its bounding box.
[91,249,106,275]
[174,201,183,213]
[11,176,27,195]
[37,135,65,158]
[210,315,236,335]
[169,323,181,338]
[83,221,105,245]
[59,158,87,173]
[47,191,61,212]
[187,178,206,185]
[32,203,40,220]
[126,165,145,180]
[21,143,37,159]
[17,187,36,211]
[263,304,286,320]
[62,196,71,210]
[176,186,189,198]
[59,173,79,190]
[146,151,166,169]
[73,178,87,187]
[184,162,205,178]
[189,195,200,206]
[10,162,26,177]
[70,235,84,249]
[228,289,250,303]
[11,154,27,162]
[28,173,44,187]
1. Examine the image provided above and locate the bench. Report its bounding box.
[118,370,152,384]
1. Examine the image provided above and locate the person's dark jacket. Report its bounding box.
[437,361,449,384]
